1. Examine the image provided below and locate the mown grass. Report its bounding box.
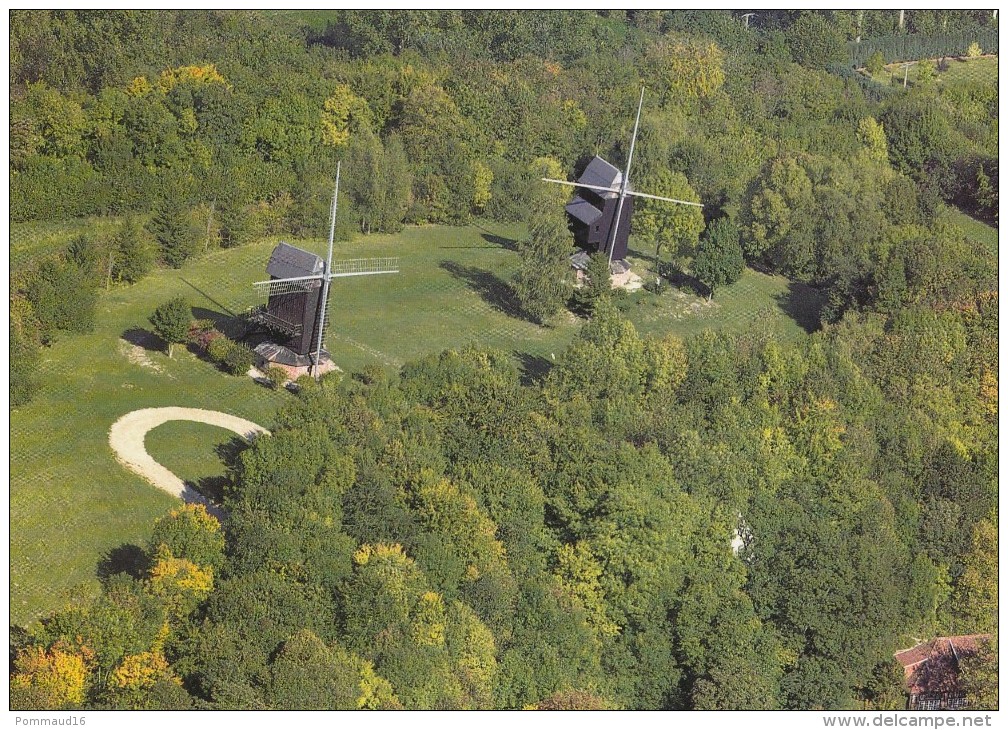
[866,55,998,88]
[942,205,999,256]
[10,218,814,625]
[10,215,125,271]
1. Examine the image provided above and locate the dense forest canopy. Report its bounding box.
[9,9,998,711]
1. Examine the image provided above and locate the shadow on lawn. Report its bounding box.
[774,281,827,334]
[439,260,525,319]
[96,543,149,584]
[122,327,163,352]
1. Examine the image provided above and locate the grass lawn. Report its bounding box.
[10,215,125,271]
[942,205,999,256]
[865,55,997,88]
[10,218,813,625]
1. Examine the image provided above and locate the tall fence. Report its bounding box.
[847,28,999,67]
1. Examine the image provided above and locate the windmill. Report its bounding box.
[248,162,399,378]
[542,87,703,271]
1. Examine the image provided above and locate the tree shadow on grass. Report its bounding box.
[774,281,827,334]
[473,222,519,251]
[439,260,526,320]
[96,543,149,584]
[514,351,554,386]
[480,232,518,251]
[122,327,162,352]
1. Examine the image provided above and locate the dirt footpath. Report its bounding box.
[109,407,269,517]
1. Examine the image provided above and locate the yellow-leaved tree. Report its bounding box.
[146,544,214,621]
[10,642,92,710]
[320,84,374,148]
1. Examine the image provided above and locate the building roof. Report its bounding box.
[578,156,623,195]
[267,242,324,280]
[566,197,604,226]
[895,635,990,696]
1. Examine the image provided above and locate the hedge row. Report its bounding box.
[846,29,998,68]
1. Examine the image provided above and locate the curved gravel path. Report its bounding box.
[109,407,270,517]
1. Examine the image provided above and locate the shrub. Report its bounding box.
[266,365,288,390]
[223,342,254,375]
[206,336,231,364]
[966,41,982,58]
[866,51,885,75]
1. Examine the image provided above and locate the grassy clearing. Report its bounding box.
[866,55,997,88]
[942,205,999,256]
[10,215,125,271]
[10,218,814,625]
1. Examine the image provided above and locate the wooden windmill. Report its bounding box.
[248,162,399,378]
[543,87,703,267]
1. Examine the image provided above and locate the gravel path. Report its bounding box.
[109,407,269,518]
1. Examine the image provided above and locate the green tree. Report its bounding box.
[787,12,846,69]
[148,295,190,358]
[149,503,225,572]
[959,638,998,710]
[693,217,744,300]
[10,297,42,406]
[571,251,612,316]
[149,192,197,268]
[24,257,98,338]
[634,170,704,264]
[915,59,937,86]
[114,216,155,284]
[866,50,885,75]
[267,631,399,710]
[741,156,816,266]
[512,187,574,324]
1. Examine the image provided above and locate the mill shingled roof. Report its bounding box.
[266,242,324,280]
[577,156,623,196]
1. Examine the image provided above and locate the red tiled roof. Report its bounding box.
[894,635,991,695]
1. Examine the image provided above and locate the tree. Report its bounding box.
[693,217,744,300]
[10,297,42,406]
[10,643,91,710]
[634,170,704,264]
[571,251,612,316]
[320,84,374,148]
[149,503,225,572]
[149,295,190,358]
[866,50,885,75]
[511,186,574,324]
[114,216,155,284]
[959,638,998,710]
[857,117,889,164]
[145,544,214,620]
[267,631,399,710]
[915,59,937,86]
[266,365,288,390]
[741,156,816,267]
[24,256,98,339]
[149,191,197,268]
[787,12,846,69]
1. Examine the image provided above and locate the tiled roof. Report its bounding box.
[895,635,991,695]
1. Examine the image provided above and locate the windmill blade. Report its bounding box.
[326,257,399,279]
[607,86,646,264]
[625,190,704,208]
[541,177,621,195]
[253,275,323,297]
